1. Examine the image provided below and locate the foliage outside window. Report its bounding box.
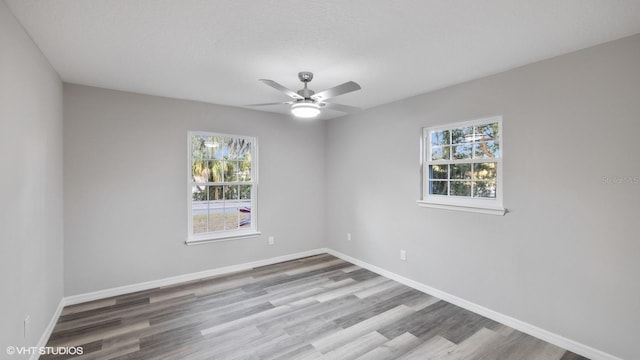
[188,131,258,243]
[418,117,505,215]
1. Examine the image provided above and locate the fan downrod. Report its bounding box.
[297,71,315,98]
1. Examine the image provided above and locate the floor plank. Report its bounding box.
[355,332,422,360]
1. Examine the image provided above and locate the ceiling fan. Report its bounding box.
[249,72,361,118]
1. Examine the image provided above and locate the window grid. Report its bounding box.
[188,132,257,242]
[422,117,503,212]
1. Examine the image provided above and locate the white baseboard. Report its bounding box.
[325,248,621,360]
[31,298,65,360]
[64,248,326,306]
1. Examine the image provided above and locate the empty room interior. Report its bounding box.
[2,1,640,359]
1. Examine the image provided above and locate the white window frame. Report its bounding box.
[417,116,506,215]
[187,131,260,245]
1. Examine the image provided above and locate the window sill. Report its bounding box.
[416,200,506,216]
[186,231,262,246]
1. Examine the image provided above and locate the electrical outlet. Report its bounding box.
[347,233,352,241]
[400,249,407,261]
[268,236,274,245]
[24,315,30,338]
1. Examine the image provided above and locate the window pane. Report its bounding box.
[224,208,239,230]
[192,159,208,183]
[210,160,224,182]
[224,161,238,182]
[226,137,237,160]
[430,130,450,145]
[225,185,239,200]
[207,186,224,232]
[208,185,223,201]
[224,186,240,231]
[474,162,497,180]
[208,136,225,159]
[192,186,207,233]
[204,136,216,159]
[431,146,450,161]
[238,160,251,181]
[225,138,240,160]
[452,127,473,144]
[192,135,228,160]
[192,135,203,152]
[237,140,252,161]
[475,123,499,141]
[450,164,471,179]
[225,138,251,161]
[473,141,500,159]
[193,214,208,234]
[192,135,208,160]
[208,212,225,231]
[238,185,252,228]
[452,144,472,159]
[192,185,207,201]
[473,180,497,198]
[239,205,251,228]
[239,185,251,200]
[450,181,471,196]
[429,164,448,179]
[430,181,448,195]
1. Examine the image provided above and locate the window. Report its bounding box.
[418,116,505,215]
[187,131,259,244]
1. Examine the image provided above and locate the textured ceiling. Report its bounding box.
[6,0,640,120]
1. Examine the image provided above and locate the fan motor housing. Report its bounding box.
[298,71,313,82]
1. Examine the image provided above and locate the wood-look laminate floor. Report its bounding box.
[43,254,589,360]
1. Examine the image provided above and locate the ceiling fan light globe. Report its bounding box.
[291,102,320,118]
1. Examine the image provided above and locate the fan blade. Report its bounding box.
[311,81,361,101]
[245,102,292,107]
[259,79,304,100]
[322,102,361,113]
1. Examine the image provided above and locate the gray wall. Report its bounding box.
[326,34,640,359]
[63,84,326,295]
[0,0,64,355]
